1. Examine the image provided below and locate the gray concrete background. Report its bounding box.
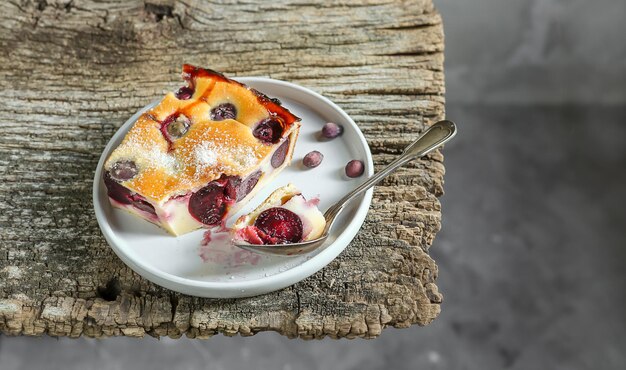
[440,0,626,104]
[1,1,625,369]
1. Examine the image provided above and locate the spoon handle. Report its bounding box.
[323,120,457,224]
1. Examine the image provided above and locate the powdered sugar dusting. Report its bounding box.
[227,145,258,168]
[114,122,178,175]
[144,148,177,174]
[189,133,259,177]
[195,142,218,167]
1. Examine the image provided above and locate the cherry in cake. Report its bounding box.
[232,184,326,245]
[103,65,301,236]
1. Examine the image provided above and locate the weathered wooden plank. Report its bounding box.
[0,0,445,338]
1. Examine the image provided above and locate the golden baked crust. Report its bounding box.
[104,65,301,204]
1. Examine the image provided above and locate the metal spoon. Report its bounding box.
[235,120,457,256]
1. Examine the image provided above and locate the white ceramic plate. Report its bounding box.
[93,78,373,298]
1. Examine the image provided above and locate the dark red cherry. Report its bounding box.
[188,183,228,226]
[321,122,344,139]
[303,151,323,168]
[132,198,157,215]
[110,160,138,181]
[175,86,193,100]
[254,207,303,244]
[236,171,262,201]
[271,138,290,168]
[345,160,364,178]
[103,171,132,204]
[225,177,240,201]
[210,103,237,121]
[252,119,283,144]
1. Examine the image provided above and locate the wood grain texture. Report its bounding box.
[0,0,445,338]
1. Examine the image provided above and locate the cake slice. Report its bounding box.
[103,65,301,236]
[232,184,326,245]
